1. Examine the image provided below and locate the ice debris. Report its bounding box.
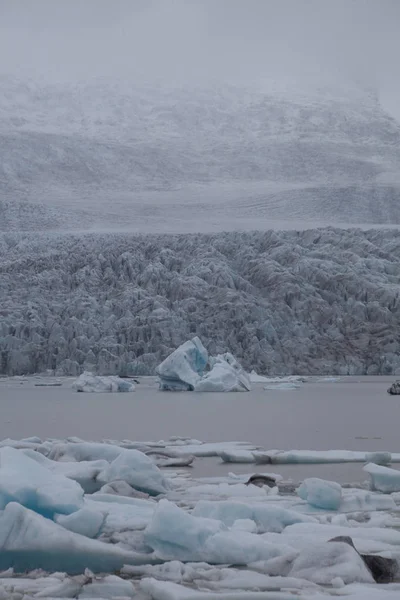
[72,371,135,392]
[156,337,251,392]
[364,462,400,493]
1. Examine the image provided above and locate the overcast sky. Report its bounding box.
[0,0,399,117]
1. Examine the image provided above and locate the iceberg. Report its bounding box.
[97,448,168,496]
[297,478,342,510]
[156,338,251,392]
[72,372,135,392]
[0,446,83,518]
[156,337,208,391]
[364,462,400,493]
[0,502,156,573]
[195,353,251,392]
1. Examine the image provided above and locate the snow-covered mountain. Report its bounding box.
[1,76,400,232]
[1,228,399,376]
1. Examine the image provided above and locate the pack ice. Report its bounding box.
[156,337,251,392]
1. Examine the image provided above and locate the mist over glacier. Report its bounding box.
[1,228,399,377]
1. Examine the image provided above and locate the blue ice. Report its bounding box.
[156,337,208,391]
[0,446,83,518]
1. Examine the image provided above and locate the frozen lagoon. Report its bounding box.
[0,375,398,484]
[1,375,400,599]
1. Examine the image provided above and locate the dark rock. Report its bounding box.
[388,381,400,395]
[245,474,277,488]
[329,536,398,583]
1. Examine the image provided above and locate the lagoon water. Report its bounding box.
[0,375,398,484]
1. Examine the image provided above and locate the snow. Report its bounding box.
[72,372,135,392]
[297,478,343,510]
[1,77,400,236]
[157,340,250,392]
[364,463,400,493]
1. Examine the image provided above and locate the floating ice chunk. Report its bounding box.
[55,507,104,538]
[156,337,208,391]
[195,353,251,392]
[193,500,317,533]
[144,500,291,564]
[297,478,342,510]
[0,446,83,517]
[79,575,135,598]
[72,372,135,392]
[97,449,168,496]
[0,502,155,573]
[364,462,400,493]
[249,449,393,465]
[289,541,374,585]
[219,450,255,463]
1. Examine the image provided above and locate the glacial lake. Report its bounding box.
[0,375,398,485]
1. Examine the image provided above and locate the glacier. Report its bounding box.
[1,228,400,377]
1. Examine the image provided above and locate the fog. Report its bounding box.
[0,0,399,106]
